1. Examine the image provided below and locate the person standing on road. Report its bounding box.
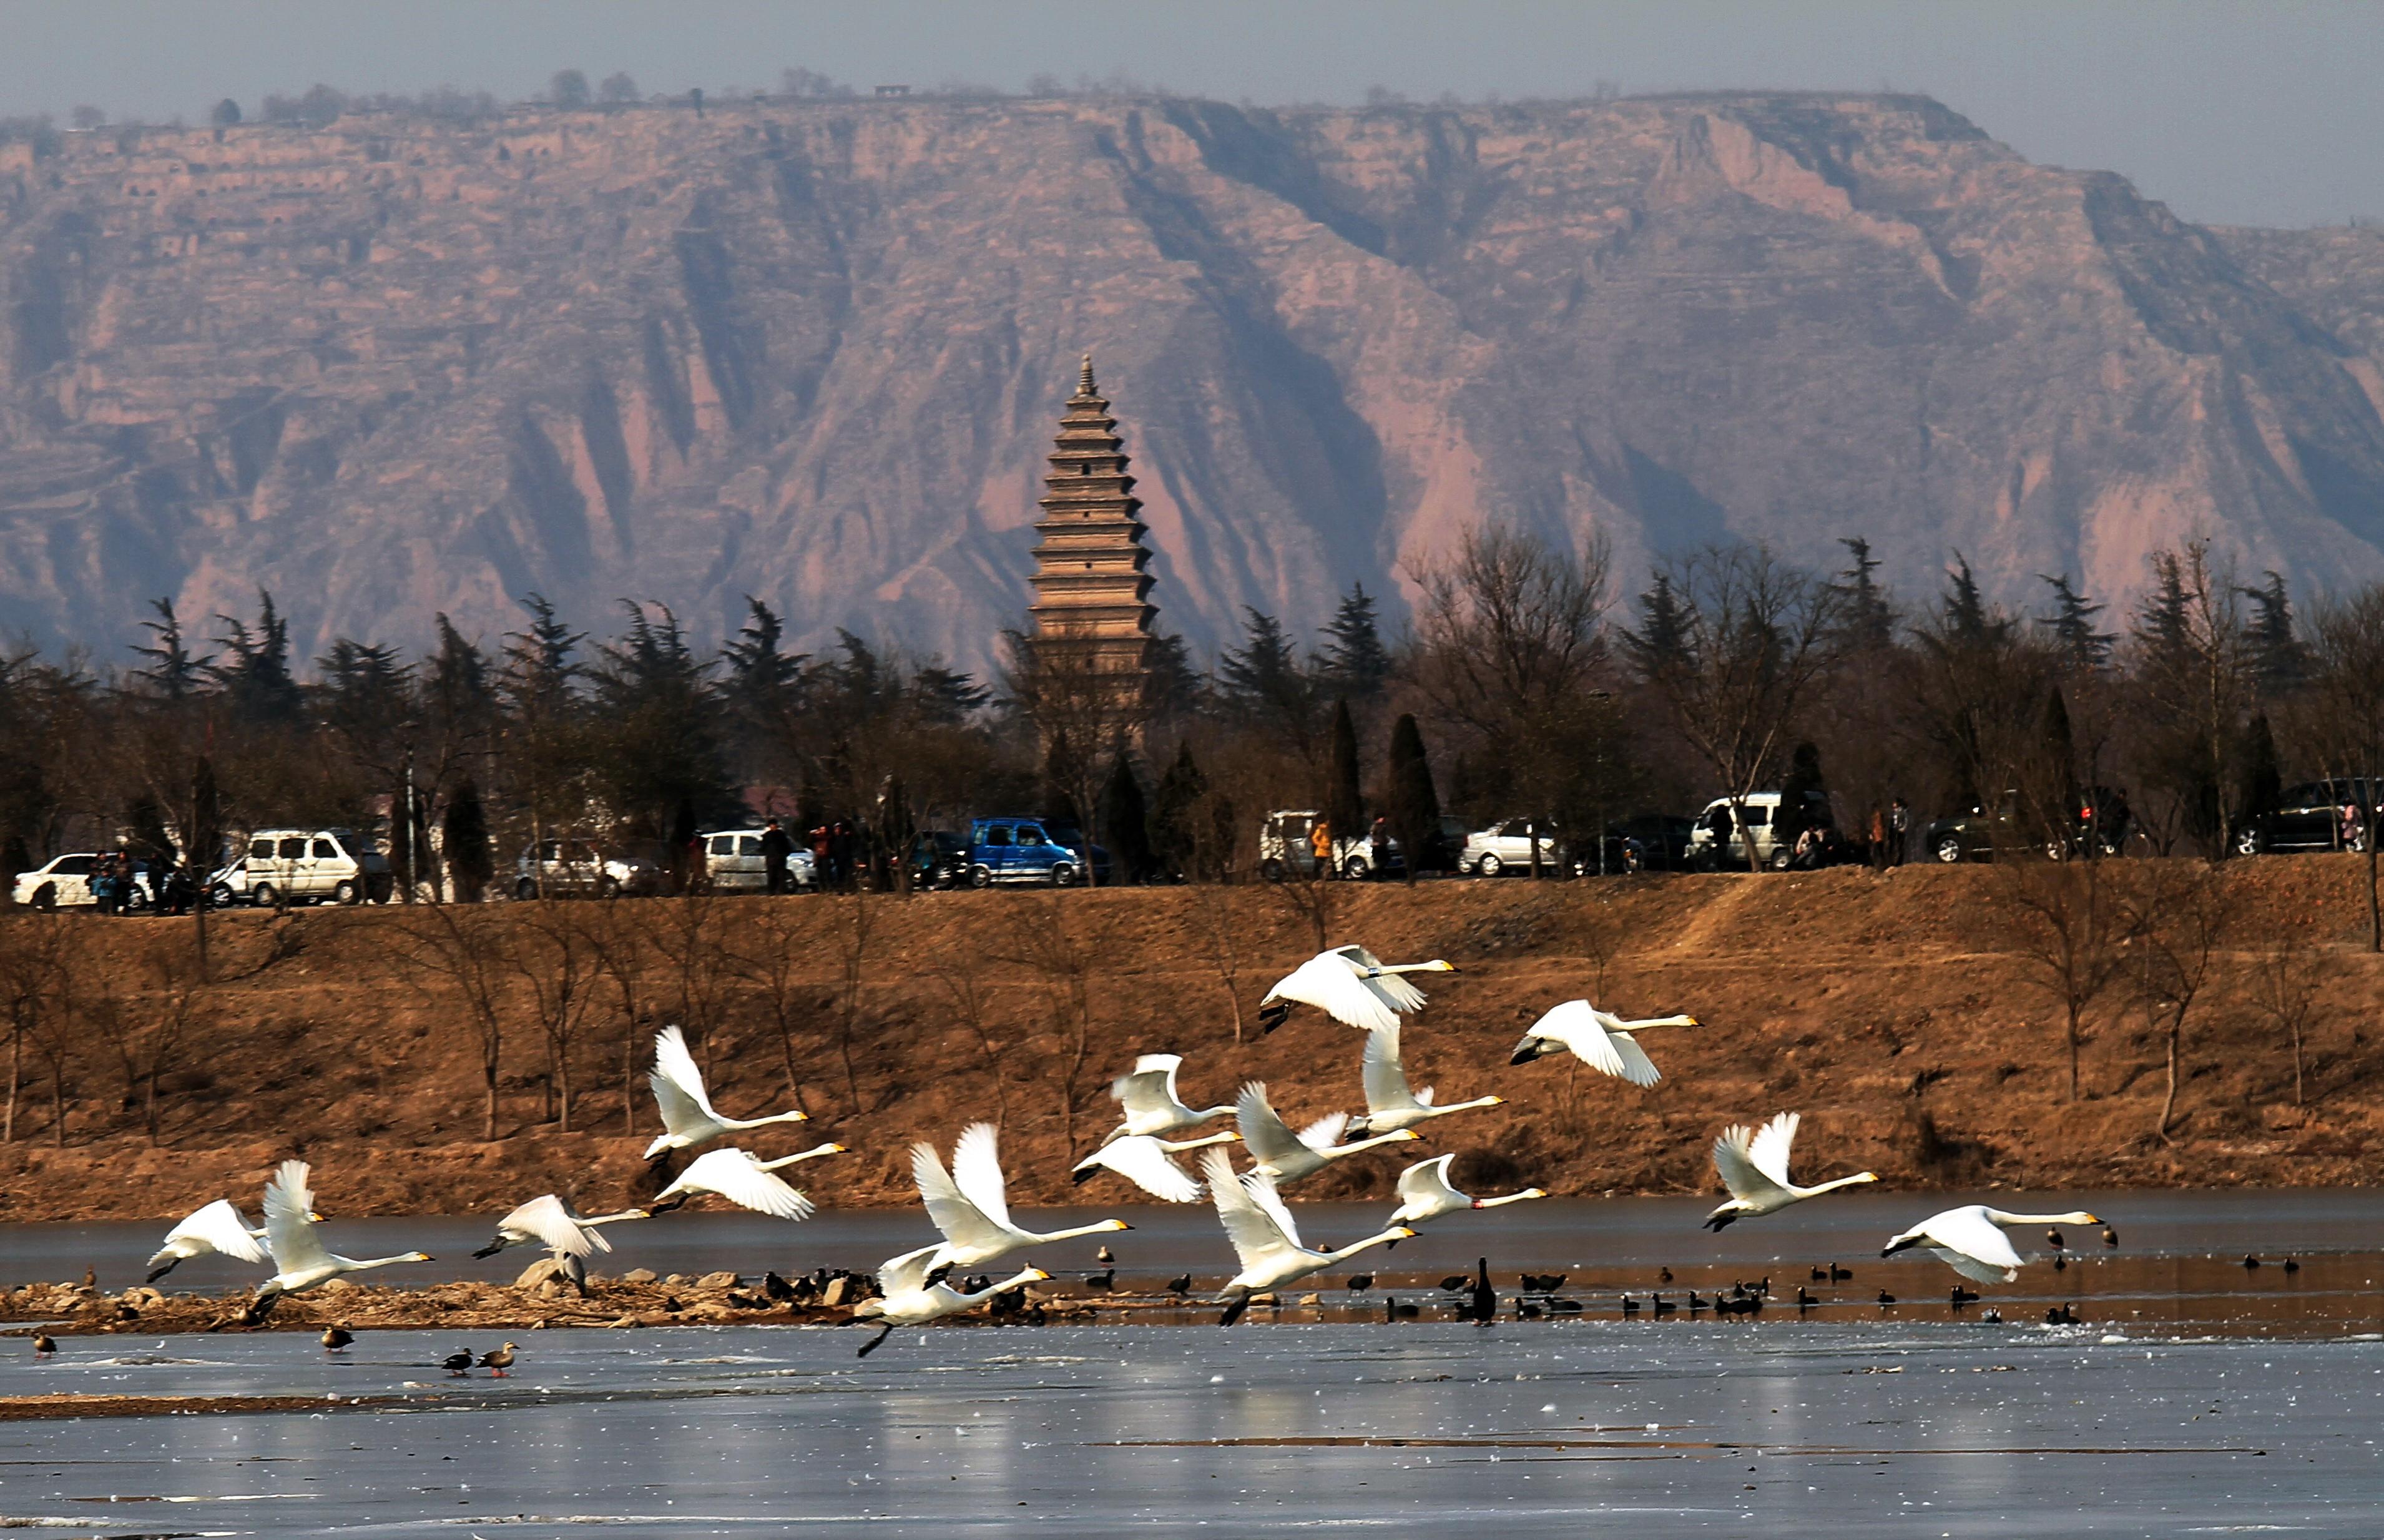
[1309,818,1333,878]
[1369,816,1390,880]
[760,818,793,895]
[1888,797,1911,867]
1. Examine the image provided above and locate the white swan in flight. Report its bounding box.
[1705,1112,1878,1230]
[1258,946,1456,1034]
[853,1248,1050,1357]
[1204,1147,1414,1324]
[913,1122,1131,1270]
[471,1195,651,1292]
[1071,1130,1240,1202]
[1508,1000,1699,1086]
[1236,1081,1418,1184]
[644,1024,809,1159]
[1882,1205,2105,1283]
[1104,1054,1235,1144]
[147,1198,285,1282]
[1346,1023,1504,1135]
[1385,1154,1547,1230]
[650,1144,844,1220]
[253,1161,431,1309]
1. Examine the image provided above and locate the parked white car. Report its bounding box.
[700,828,816,891]
[512,838,665,900]
[1685,792,1833,871]
[12,853,154,911]
[1255,809,1400,879]
[1458,819,1561,876]
[237,828,393,906]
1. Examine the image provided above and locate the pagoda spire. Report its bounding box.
[1027,353,1159,680]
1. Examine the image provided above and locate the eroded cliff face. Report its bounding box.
[4,93,2382,670]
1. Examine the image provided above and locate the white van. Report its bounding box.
[1685,792,1833,871]
[700,828,815,891]
[238,828,393,906]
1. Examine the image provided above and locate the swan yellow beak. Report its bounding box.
[1486,1096,1507,1106]
[827,1144,849,1154]
[1027,1268,1052,1282]
[1431,961,1458,972]
[1391,1129,1421,1141]
[1107,1220,1134,1231]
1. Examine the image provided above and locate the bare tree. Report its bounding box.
[1185,881,1252,1042]
[2118,861,2229,1141]
[581,903,657,1135]
[650,893,740,1081]
[506,902,599,1130]
[827,890,877,1114]
[729,901,827,1114]
[99,932,207,1143]
[0,916,72,1144]
[2125,542,2258,859]
[1004,625,1152,886]
[1626,544,1841,872]
[2246,918,2326,1107]
[1990,855,2133,1099]
[386,905,509,1140]
[994,895,1098,1154]
[1408,523,1622,876]
[2303,586,2384,949]
[933,966,1011,1129]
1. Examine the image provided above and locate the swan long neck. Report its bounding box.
[1473,1189,1547,1209]
[1026,1221,1130,1244]
[1332,1131,1418,1156]
[1157,1132,1240,1152]
[339,1253,426,1273]
[1614,1014,1698,1031]
[1438,1096,1503,1114]
[1984,1209,2099,1227]
[758,1144,846,1170]
[1323,1228,1412,1264]
[582,1209,651,1227]
[1195,1105,1237,1121]
[1375,960,1452,975]
[958,1268,1046,1304]
[735,1109,811,1130]
[1801,1173,1880,1197]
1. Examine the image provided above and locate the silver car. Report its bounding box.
[1458,819,1559,876]
[513,839,664,900]
[700,828,815,891]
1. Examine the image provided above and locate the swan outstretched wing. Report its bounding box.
[1235,1082,1307,1167]
[1205,1147,1300,1267]
[949,1123,1016,1232]
[684,1150,814,1222]
[1746,1112,1801,1189]
[263,1161,331,1273]
[500,1194,606,1258]
[1921,1207,2025,1279]
[1608,1029,1662,1087]
[877,1243,939,1298]
[1366,972,1428,1013]
[1712,1124,1786,1204]
[1297,1111,1349,1152]
[1361,1026,1421,1115]
[1534,1002,1649,1084]
[1926,1245,2021,1285]
[1396,1153,1463,1208]
[1270,954,1401,1032]
[159,1199,268,1265]
[1090,1138,1204,1203]
[912,1141,1014,1253]
[650,1026,719,1135]
[1113,1054,1183,1116]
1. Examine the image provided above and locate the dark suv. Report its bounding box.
[1926,787,2132,863]
[2239,779,2380,855]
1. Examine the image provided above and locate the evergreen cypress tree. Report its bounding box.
[1383,712,1442,882]
[1624,572,1691,675]
[1832,537,1897,650]
[2240,571,2308,690]
[190,757,223,878]
[1938,555,2009,647]
[1149,740,1210,879]
[2235,712,2283,839]
[1098,752,1153,883]
[1776,741,1827,851]
[443,778,493,901]
[2038,574,2115,669]
[1325,699,1365,863]
[211,589,303,723]
[1218,609,1307,719]
[1319,582,1391,699]
[131,598,207,701]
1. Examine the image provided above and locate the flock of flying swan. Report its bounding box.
[139,942,2113,1354]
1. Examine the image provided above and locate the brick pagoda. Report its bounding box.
[1027,354,1159,687]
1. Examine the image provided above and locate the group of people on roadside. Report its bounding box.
[83,851,205,915]
[754,817,867,894]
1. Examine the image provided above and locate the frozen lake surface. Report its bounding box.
[6,1318,2383,1538]
[7,1189,2383,1536]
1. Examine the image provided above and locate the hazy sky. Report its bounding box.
[5,0,2377,228]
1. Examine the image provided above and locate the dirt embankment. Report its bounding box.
[4,859,2381,1226]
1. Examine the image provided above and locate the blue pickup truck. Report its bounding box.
[964,817,1111,887]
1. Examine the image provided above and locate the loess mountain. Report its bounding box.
[4,92,2384,670]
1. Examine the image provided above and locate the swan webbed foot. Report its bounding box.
[856,1324,896,1358]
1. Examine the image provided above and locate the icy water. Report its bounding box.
[7,1190,2384,1536]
